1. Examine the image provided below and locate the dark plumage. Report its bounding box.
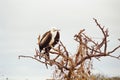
[38,28,60,68]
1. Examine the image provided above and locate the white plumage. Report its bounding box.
[38,28,60,68]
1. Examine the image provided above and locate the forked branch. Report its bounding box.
[19,18,120,80]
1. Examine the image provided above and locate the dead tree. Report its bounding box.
[19,18,120,80]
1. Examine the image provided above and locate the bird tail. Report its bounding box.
[44,52,49,69]
[45,59,48,69]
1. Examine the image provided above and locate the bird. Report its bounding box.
[38,28,60,68]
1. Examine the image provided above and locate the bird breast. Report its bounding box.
[49,31,57,46]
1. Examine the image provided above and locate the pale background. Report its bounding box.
[0,0,120,80]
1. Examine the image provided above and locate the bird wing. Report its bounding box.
[39,31,52,48]
[56,31,60,42]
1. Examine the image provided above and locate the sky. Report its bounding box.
[0,0,120,80]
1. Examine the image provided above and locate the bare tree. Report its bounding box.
[19,18,120,80]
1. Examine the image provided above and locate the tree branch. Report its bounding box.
[19,18,120,80]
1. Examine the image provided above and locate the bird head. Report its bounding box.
[51,27,60,32]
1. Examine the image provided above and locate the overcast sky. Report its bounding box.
[0,0,120,80]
